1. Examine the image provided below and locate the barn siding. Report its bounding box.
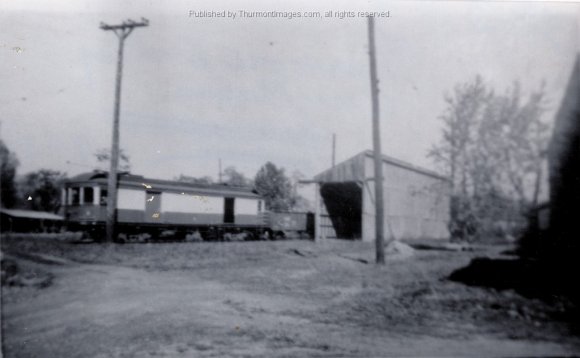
[314,153,366,183]
[315,151,450,242]
[547,54,580,252]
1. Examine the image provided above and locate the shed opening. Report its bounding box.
[320,182,362,239]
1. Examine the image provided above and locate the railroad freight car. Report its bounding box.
[267,212,314,239]
[62,171,268,241]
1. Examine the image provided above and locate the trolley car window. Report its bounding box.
[83,187,94,204]
[100,189,108,205]
[71,188,80,205]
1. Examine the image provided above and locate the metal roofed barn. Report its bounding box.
[312,150,450,242]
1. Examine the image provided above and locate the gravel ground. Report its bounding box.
[2,237,579,357]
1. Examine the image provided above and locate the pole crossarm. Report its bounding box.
[100,18,149,31]
[100,18,148,39]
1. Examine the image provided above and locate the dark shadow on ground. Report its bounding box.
[449,258,543,294]
[448,257,580,333]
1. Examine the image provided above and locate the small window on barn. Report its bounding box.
[83,187,94,204]
[258,200,262,212]
[71,187,80,205]
[100,189,108,205]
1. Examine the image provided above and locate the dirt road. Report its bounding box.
[2,239,579,357]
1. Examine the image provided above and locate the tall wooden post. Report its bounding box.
[314,182,321,241]
[368,16,386,264]
[100,18,149,243]
[332,133,336,168]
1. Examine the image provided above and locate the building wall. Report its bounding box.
[547,54,580,252]
[361,155,450,242]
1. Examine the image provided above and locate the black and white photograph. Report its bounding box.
[1,0,579,356]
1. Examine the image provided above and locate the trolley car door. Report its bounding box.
[224,197,234,224]
[145,191,162,222]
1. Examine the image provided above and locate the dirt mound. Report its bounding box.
[287,248,317,258]
[1,252,54,288]
[385,240,415,260]
[1,252,18,285]
[411,242,476,252]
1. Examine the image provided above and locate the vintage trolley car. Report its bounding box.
[62,171,268,241]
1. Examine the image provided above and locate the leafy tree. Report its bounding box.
[222,166,252,187]
[94,148,131,172]
[19,169,67,212]
[0,139,20,208]
[254,162,295,211]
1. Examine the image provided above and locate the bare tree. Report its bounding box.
[222,166,252,187]
[498,83,550,209]
[429,76,491,240]
[94,148,131,172]
[175,175,214,185]
[430,77,551,241]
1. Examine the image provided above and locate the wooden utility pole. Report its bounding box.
[332,133,336,167]
[100,18,149,243]
[367,16,386,264]
[219,158,223,183]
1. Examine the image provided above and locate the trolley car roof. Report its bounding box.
[65,172,261,199]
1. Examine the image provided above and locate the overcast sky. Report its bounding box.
[1,0,579,182]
